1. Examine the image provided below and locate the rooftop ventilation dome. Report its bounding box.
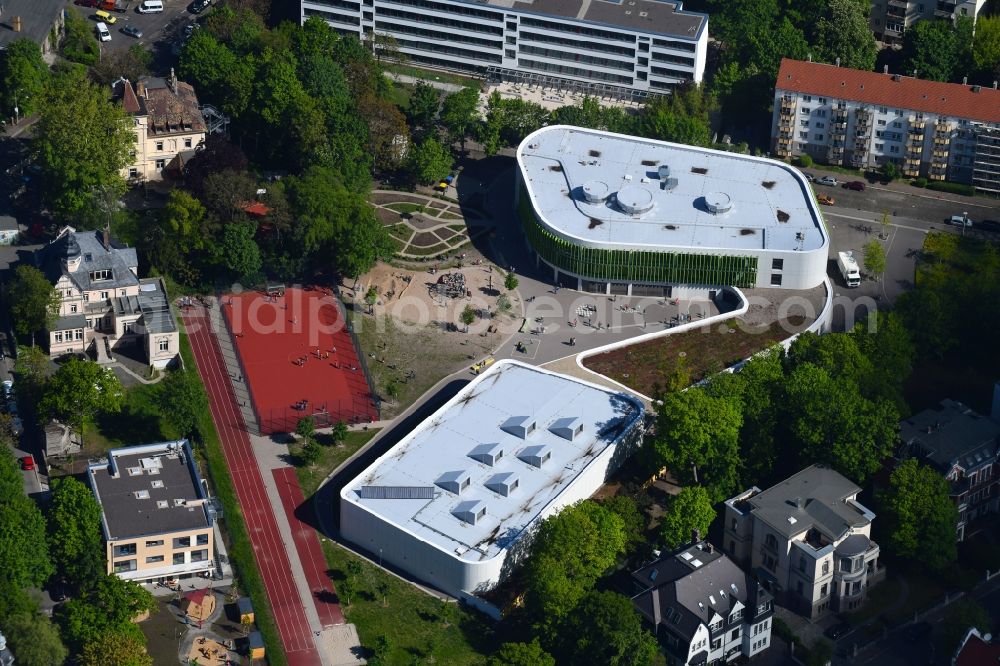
[705,191,733,214]
[658,164,670,179]
[616,184,655,215]
[582,180,610,203]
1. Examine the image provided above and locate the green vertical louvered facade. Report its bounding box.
[518,190,759,288]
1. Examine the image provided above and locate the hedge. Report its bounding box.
[178,328,288,666]
[926,181,975,196]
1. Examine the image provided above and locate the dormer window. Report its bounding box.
[90,269,111,281]
[84,253,93,262]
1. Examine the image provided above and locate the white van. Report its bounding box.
[95,21,112,41]
[138,0,163,12]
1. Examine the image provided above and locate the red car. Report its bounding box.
[20,455,35,471]
[842,181,866,192]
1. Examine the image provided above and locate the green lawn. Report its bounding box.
[88,381,165,452]
[294,429,380,496]
[384,62,482,89]
[383,79,413,109]
[321,540,496,665]
[403,243,449,257]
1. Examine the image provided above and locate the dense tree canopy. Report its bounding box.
[659,486,717,550]
[39,359,125,434]
[4,265,60,346]
[555,590,658,666]
[646,387,742,502]
[524,501,626,627]
[47,477,105,590]
[0,447,54,596]
[487,639,555,666]
[0,611,68,666]
[902,20,960,82]
[79,628,153,666]
[0,38,49,118]
[32,67,133,217]
[878,459,958,570]
[814,0,877,71]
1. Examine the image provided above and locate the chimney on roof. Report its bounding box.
[170,67,178,95]
[102,226,110,251]
[807,53,812,62]
[914,69,919,78]
[963,76,968,85]
[994,81,998,90]
[884,65,889,74]
[692,528,701,544]
[836,57,841,67]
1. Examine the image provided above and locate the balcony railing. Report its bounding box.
[888,0,909,7]
[934,8,954,17]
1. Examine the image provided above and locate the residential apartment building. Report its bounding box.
[87,441,217,585]
[772,58,1000,196]
[870,0,986,44]
[899,398,1000,541]
[631,540,774,665]
[723,465,885,620]
[302,0,707,98]
[113,72,207,183]
[34,226,179,368]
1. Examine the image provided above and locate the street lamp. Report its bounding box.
[963,211,968,237]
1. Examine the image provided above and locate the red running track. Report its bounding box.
[182,306,323,666]
[273,467,344,627]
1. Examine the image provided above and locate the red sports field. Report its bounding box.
[222,287,377,435]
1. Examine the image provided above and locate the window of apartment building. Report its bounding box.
[877,119,887,126]
[731,608,743,623]
[731,629,740,640]
[113,560,136,573]
[895,109,903,116]
[890,146,900,154]
[155,159,166,169]
[875,143,884,151]
[800,120,809,127]
[814,134,824,141]
[100,291,109,299]
[803,95,812,102]
[506,35,515,44]
[800,107,810,115]
[75,330,83,341]
[70,304,77,314]
[156,141,163,151]
[91,269,111,281]
[711,638,722,650]
[159,338,170,352]
[816,122,825,129]
[893,121,902,128]
[638,42,649,52]
[816,110,826,118]
[876,131,885,139]
[173,536,191,549]
[770,273,783,286]
[821,561,831,576]
[197,534,209,546]
[146,555,165,564]
[128,168,138,178]
[54,332,63,343]
[184,138,192,149]
[840,557,852,572]
[819,97,826,104]
[879,106,888,114]
[173,553,185,565]
[124,322,135,335]
[915,112,924,120]
[820,583,828,596]
[798,131,808,139]
[758,602,770,615]
[637,71,647,80]
[772,258,784,270]
[191,550,209,562]
[146,539,164,547]
[505,49,515,58]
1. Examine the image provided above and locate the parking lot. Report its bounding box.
[84,0,205,67]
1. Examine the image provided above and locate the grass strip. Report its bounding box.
[178,327,288,666]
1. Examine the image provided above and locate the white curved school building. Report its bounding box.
[516,125,831,293]
[339,360,645,599]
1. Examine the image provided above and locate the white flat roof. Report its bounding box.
[341,361,644,563]
[518,125,826,253]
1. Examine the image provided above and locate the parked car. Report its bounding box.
[95,21,112,42]
[824,621,852,640]
[817,194,835,206]
[189,0,210,12]
[948,214,973,227]
[817,176,839,186]
[2,379,12,400]
[10,417,23,437]
[803,173,816,182]
[20,455,34,471]
[121,25,143,38]
[94,9,117,23]
[843,180,866,191]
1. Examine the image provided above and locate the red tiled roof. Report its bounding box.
[122,80,141,115]
[955,631,1000,665]
[243,202,271,217]
[776,59,1000,124]
[184,588,210,605]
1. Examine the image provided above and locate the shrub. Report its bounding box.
[912,177,928,188]
[926,180,976,196]
[793,154,813,168]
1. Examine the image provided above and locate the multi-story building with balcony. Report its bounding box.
[87,441,218,585]
[34,226,179,368]
[723,465,885,620]
[631,540,774,665]
[870,0,987,45]
[771,58,1000,195]
[301,0,707,98]
[899,398,1000,541]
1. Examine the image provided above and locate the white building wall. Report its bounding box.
[339,408,642,598]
